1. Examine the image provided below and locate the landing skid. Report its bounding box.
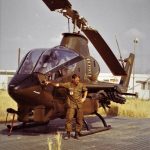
[81,112,111,136]
[6,122,49,136]
[6,110,111,136]
[80,126,111,136]
[7,123,26,131]
[6,108,49,135]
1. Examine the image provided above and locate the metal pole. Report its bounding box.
[148,80,150,100]
[18,48,21,67]
[132,38,138,93]
[149,87,150,100]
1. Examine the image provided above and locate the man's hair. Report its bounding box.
[72,74,80,79]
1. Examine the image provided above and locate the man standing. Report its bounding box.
[45,74,88,140]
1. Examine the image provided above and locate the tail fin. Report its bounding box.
[119,53,135,92]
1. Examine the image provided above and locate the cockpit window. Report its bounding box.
[18,49,44,74]
[34,48,79,74]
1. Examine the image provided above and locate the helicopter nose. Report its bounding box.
[8,84,20,95]
[8,84,15,92]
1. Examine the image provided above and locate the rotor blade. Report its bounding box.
[82,28,126,75]
[42,0,71,11]
[42,0,126,75]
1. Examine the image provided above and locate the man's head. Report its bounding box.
[72,74,80,85]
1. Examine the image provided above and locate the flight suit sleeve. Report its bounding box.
[59,82,70,89]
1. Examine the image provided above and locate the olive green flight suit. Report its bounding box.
[59,82,87,132]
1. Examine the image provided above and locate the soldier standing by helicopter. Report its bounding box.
[45,74,88,140]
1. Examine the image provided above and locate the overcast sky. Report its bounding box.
[0,0,150,74]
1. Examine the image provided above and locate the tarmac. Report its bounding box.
[0,116,150,150]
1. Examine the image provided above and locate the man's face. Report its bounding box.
[72,77,80,85]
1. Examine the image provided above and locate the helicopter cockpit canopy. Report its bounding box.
[18,46,83,75]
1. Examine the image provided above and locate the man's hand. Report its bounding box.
[81,98,86,103]
[42,81,59,87]
[44,80,50,85]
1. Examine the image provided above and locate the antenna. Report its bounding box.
[115,35,124,69]
[67,17,70,32]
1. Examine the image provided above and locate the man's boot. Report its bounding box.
[74,132,80,140]
[64,131,70,140]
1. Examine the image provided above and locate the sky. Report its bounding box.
[0,0,150,74]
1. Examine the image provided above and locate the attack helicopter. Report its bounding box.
[6,0,136,136]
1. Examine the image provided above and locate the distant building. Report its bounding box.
[0,70,16,90]
[98,73,150,100]
[135,77,150,100]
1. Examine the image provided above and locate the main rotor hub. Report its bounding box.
[60,32,90,57]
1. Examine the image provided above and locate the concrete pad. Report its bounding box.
[0,116,150,150]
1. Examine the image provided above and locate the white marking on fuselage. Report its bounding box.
[33,90,40,95]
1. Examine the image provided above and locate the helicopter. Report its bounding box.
[6,0,136,136]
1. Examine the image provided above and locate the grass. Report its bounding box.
[47,132,62,150]
[99,98,150,118]
[0,90,17,122]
